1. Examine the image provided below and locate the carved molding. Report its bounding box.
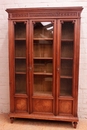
[12,13,28,18]
[29,12,77,17]
[9,11,79,19]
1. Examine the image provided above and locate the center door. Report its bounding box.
[30,20,56,115]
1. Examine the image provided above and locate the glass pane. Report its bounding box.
[34,59,52,73]
[60,21,74,96]
[15,74,26,93]
[15,59,26,72]
[33,22,53,96]
[15,40,26,57]
[15,22,26,38]
[34,40,53,58]
[34,75,52,95]
[60,78,72,96]
[61,41,73,58]
[14,22,27,94]
[61,22,74,39]
[61,59,73,77]
[34,22,53,38]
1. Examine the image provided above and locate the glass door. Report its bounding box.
[31,21,55,114]
[14,21,28,112]
[60,21,74,96]
[58,20,75,116]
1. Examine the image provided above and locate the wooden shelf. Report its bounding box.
[33,38,53,40]
[61,39,74,42]
[15,72,26,74]
[60,76,72,79]
[61,57,73,60]
[15,57,26,59]
[34,57,53,60]
[15,38,26,40]
[34,72,52,76]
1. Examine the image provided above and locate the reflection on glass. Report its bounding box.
[34,22,53,38]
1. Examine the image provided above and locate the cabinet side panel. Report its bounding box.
[9,20,15,112]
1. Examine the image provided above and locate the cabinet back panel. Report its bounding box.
[34,42,53,57]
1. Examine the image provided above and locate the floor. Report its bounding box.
[0,114,87,130]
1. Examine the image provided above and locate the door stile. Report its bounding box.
[26,20,30,113]
[52,19,56,115]
[56,19,61,115]
[73,19,80,117]
[29,20,33,114]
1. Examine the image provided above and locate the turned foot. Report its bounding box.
[10,117,14,123]
[72,122,78,128]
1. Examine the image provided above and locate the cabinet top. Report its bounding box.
[6,7,83,19]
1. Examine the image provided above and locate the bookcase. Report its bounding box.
[6,7,83,128]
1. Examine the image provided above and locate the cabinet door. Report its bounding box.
[11,21,29,112]
[30,20,56,115]
[57,20,77,116]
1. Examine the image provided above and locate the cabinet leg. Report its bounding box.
[72,122,77,128]
[10,117,14,123]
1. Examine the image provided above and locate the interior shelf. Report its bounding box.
[15,57,26,59]
[61,39,74,42]
[34,57,53,60]
[15,38,26,40]
[34,72,52,76]
[60,76,72,79]
[34,38,53,40]
[15,72,26,74]
[61,57,73,60]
